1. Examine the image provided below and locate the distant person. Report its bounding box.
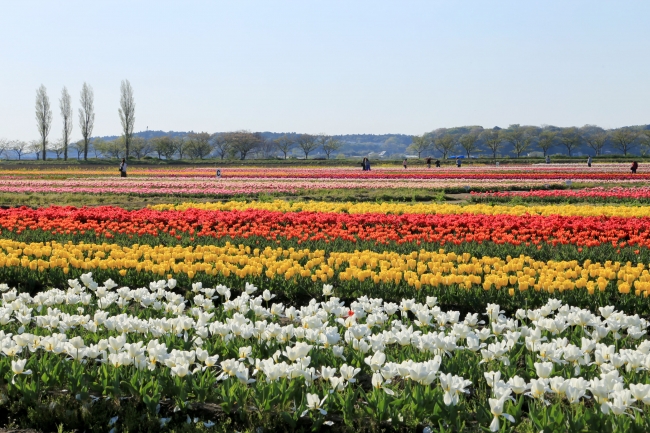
[361,157,368,171]
[426,156,432,169]
[435,159,441,168]
[119,158,127,178]
[456,157,461,168]
[365,158,371,171]
[587,156,592,167]
[403,158,407,169]
[631,161,639,174]
[546,155,550,164]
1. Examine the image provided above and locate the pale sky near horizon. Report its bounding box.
[1,1,649,141]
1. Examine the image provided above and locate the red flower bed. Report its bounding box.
[2,206,650,249]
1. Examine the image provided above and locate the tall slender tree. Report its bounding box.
[35,85,52,161]
[78,82,95,161]
[59,87,72,161]
[118,79,136,160]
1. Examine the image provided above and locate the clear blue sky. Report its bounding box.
[1,1,649,140]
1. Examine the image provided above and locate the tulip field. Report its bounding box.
[1,163,650,432]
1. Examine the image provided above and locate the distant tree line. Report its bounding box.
[84,132,344,161]
[407,125,650,159]
[2,81,650,160]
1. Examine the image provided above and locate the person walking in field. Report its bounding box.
[587,156,592,167]
[426,156,432,169]
[403,158,407,169]
[119,158,127,178]
[365,158,371,171]
[546,155,550,164]
[631,161,639,174]
[361,157,368,171]
[435,159,441,167]
[456,157,461,168]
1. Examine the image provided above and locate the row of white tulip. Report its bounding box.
[2,273,650,431]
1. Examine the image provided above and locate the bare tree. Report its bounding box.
[10,141,27,160]
[224,131,261,160]
[458,132,479,158]
[580,125,606,156]
[322,137,343,159]
[97,138,125,159]
[91,138,103,158]
[640,132,650,156]
[315,134,331,158]
[210,133,232,160]
[173,136,188,160]
[407,134,433,158]
[0,139,9,160]
[296,134,318,159]
[118,79,136,159]
[481,129,505,160]
[28,140,42,160]
[152,136,176,160]
[610,127,640,156]
[256,137,276,158]
[537,130,557,156]
[187,132,213,159]
[72,140,85,160]
[78,82,95,161]
[433,134,456,159]
[52,139,66,160]
[274,134,294,159]
[59,86,73,161]
[35,84,52,160]
[130,137,154,159]
[558,127,581,156]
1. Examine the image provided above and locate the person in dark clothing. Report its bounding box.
[426,157,432,169]
[119,158,127,178]
[361,157,367,171]
[435,159,441,168]
[631,161,639,174]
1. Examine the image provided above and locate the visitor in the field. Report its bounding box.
[361,157,368,171]
[456,157,461,168]
[403,158,407,169]
[435,159,441,168]
[587,156,592,167]
[119,158,127,178]
[546,155,550,164]
[426,156,432,168]
[631,161,639,174]
[365,158,371,171]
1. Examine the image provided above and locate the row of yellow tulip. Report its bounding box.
[1,239,648,296]
[150,200,650,218]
